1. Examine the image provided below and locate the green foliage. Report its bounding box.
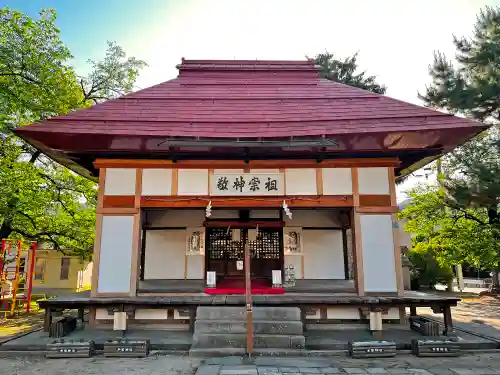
[410,6,500,284]
[400,186,500,271]
[419,5,500,223]
[81,41,147,103]
[310,51,387,94]
[0,8,82,131]
[408,244,454,288]
[420,6,500,122]
[0,7,146,258]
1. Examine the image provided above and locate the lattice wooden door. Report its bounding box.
[206,228,282,279]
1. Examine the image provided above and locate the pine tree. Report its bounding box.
[310,51,386,94]
[420,6,500,289]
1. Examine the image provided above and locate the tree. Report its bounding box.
[419,6,500,287]
[310,51,387,94]
[400,186,500,272]
[0,7,146,257]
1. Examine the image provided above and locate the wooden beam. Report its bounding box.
[208,168,214,195]
[358,194,392,207]
[356,206,398,214]
[141,195,353,208]
[102,195,135,208]
[316,168,323,195]
[96,208,140,215]
[94,158,401,169]
[279,168,287,195]
[171,168,178,196]
[135,168,143,208]
[351,168,360,208]
[204,220,284,228]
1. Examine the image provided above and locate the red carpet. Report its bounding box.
[204,279,284,295]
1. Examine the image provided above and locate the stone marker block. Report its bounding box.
[46,339,94,358]
[411,339,460,357]
[349,341,397,358]
[103,339,150,357]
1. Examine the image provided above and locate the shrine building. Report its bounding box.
[15,59,486,342]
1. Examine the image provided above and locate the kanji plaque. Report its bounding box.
[211,173,284,196]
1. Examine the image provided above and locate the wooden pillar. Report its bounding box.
[388,167,404,295]
[409,306,417,317]
[91,169,106,298]
[88,307,96,328]
[43,307,52,332]
[129,169,143,296]
[351,167,365,296]
[244,241,253,355]
[443,305,454,336]
[78,308,85,324]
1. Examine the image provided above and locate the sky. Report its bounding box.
[5,0,499,199]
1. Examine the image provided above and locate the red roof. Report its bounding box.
[15,59,487,179]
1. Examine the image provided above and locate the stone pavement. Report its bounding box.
[196,366,500,375]
[195,354,500,375]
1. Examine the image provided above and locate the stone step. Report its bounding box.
[195,306,301,321]
[194,320,303,335]
[189,347,246,357]
[191,333,305,349]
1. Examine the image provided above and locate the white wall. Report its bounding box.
[357,167,390,195]
[104,168,136,196]
[322,168,352,195]
[135,309,169,320]
[360,214,397,292]
[144,229,185,279]
[327,307,360,319]
[178,169,209,195]
[326,307,399,320]
[303,230,345,279]
[98,215,135,293]
[148,210,205,227]
[142,169,172,196]
[186,255,204,279]
[285,210,341,227]
[144,211,206,280]
[285,168,317,195]
[210,210,239,219]
[250,209,280,219]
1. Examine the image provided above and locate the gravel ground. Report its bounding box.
[0,354,201,375]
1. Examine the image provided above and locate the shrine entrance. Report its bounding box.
[205,227,283,284]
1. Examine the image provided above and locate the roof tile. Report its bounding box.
[16,58,484,145]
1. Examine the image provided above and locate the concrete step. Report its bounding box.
[188,348,348,357]
[194,320,303,335]
[195,306,301,321]
[191,333,305,349]
[189,347,246,357]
